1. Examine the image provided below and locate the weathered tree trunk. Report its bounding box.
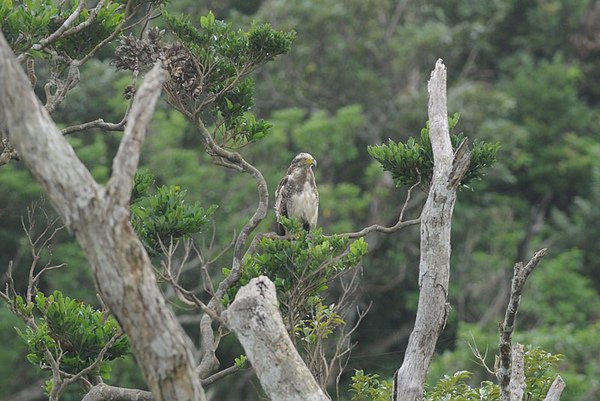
[223,276,330,401]
[0,32,205,401]
[393,59,466,401]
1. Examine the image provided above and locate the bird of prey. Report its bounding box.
[275,153,319,235]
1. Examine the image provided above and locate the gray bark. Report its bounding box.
[393,59,466,401]
[81,384,153,401]
[509,343,525,401]
[222,276,330,401]
[543,376,566,401]
[0,32,205,401]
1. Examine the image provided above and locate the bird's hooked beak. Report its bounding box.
[306,157,317,167]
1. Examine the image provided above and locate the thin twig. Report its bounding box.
[200,364,243,385]
[30,0,86,52]
[346,179,422,239]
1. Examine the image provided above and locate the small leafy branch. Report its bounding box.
[0,0,124,58]
[422,347,562,401]
[16,291,130,379]
[349,370,393,401]
[368,113,500,189]
[130,169,217,256]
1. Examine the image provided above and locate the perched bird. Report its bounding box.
[275,153,319,235]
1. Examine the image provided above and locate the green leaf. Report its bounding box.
[199,11,215,29]
[234,354,247,369]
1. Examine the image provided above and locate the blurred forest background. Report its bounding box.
[2,0,600,400]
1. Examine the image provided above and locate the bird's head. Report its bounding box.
[292,152,317,168]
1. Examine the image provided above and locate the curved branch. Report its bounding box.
[61,117,127,136]
[193,118,270,377]
[196,118,269,299]
[346,217,420,239]
[346,177,422,239]
[201,364,244,386]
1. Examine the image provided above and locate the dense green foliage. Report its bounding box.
[13,291,129,393]
[368,113,500,188]
[349,370,392,401]
[428,348,561,401]
[1,0,600,400]
[224,218,367,330]
[0,0,124,57]
[131,169,217,255]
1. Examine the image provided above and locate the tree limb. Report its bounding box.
[30,0,86,52]
[346,178,421,239]
[107,62,166,208]
[194,118,271,377]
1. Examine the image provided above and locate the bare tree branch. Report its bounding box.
[29,0,86,52]
[498,248,547,401]
[201,364,243,386]
[193,118,271,378]
[61,116,128,136]
[346,178,421,239]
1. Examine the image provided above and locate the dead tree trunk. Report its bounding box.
[393,59,468,401]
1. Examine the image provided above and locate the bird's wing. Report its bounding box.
[274,175,289,220]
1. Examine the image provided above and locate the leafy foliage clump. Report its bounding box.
[425,370,498,401]
[524,347,563,400]
[295,301,344,345]
[223,218,367,329]
[368,113,500,189]
[424,346,561,401]
[15,291,129,379]
[349,346,561,401]
[113,11,294,147]
[1,0,124,58]
[349,370,393,401]
[130,169,217,255]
